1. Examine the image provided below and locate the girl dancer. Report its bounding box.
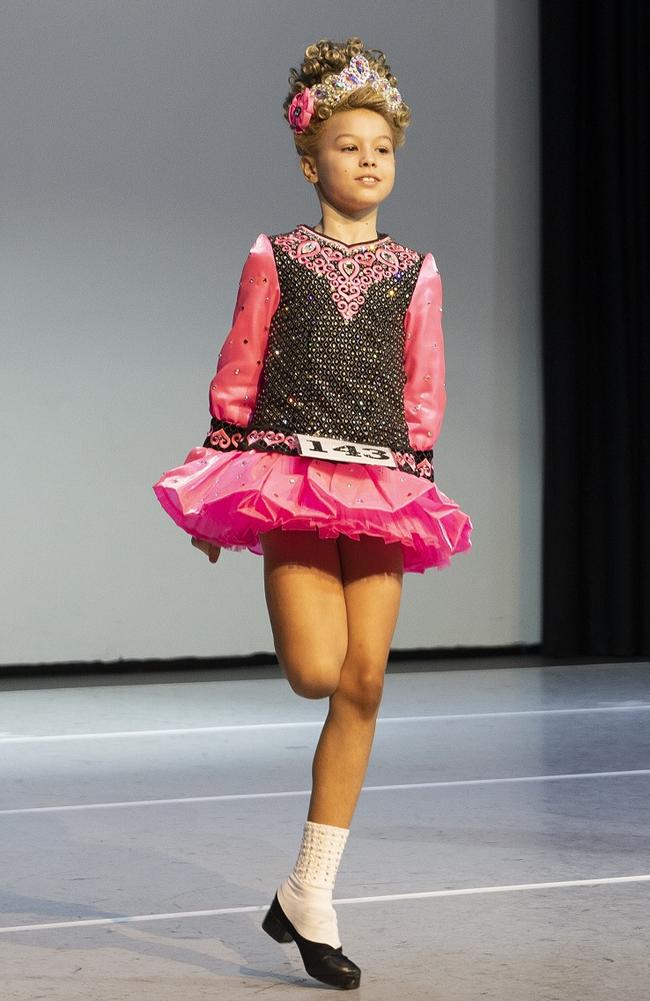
[153,36,472,990]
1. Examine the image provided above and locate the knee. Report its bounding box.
[335,663,386,716]
[291,677,338,700]
[283,659,341,700]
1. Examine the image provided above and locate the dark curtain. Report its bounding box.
[539,0,650,656]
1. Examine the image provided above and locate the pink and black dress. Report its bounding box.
[152,223,473,574]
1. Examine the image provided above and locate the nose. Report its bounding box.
[360,150,377,166]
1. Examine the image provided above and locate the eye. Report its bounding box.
[341,145,392,153]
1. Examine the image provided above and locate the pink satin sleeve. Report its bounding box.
[402,252,447,450]
[208,233,281,427]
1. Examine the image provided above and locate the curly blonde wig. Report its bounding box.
[283,36,412,157]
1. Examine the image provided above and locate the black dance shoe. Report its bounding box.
[262,891,361,990]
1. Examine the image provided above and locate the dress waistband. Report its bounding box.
[202,418,434,481]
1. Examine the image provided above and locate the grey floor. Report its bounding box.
[1,656,649,999]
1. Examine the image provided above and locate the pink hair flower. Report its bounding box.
[288,87,315,134]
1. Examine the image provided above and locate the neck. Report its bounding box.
[312,210,381,245]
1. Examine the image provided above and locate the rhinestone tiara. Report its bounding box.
[312,54,403,113]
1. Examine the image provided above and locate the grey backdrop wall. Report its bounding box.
[1,0,540,666]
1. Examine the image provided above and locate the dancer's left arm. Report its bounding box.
[402,252,447,453]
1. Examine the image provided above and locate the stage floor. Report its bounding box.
[1,656,648,999]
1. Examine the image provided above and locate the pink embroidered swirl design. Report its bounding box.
[245,430,300,450]
[209,427,243,449]
[275,230,420,322]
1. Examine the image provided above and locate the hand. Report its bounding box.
[191,537,222,563]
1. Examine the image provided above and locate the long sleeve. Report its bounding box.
[202,233,281,450]
[402,252,447,451]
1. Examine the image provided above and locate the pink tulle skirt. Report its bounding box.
[152,446,473,574]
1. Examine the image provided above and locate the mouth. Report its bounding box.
[356,176,381,184]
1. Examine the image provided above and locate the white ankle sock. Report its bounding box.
[276,820,350,948]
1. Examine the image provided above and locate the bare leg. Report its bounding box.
[307,533,404,827]
[260,527,348,699]
[260,527,403,826]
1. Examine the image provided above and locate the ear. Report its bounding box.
[300,154,318,184]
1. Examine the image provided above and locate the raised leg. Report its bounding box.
[260,527,348,699]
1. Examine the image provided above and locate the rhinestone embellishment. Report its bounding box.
[311,54,403,113]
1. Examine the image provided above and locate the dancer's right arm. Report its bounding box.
[196,232,281,456]
[188,233,281,562]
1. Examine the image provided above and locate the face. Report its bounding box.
[300,108,396,216]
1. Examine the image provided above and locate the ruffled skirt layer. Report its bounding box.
[152,446,473,574]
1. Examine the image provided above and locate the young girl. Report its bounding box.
[153,36,472,991]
